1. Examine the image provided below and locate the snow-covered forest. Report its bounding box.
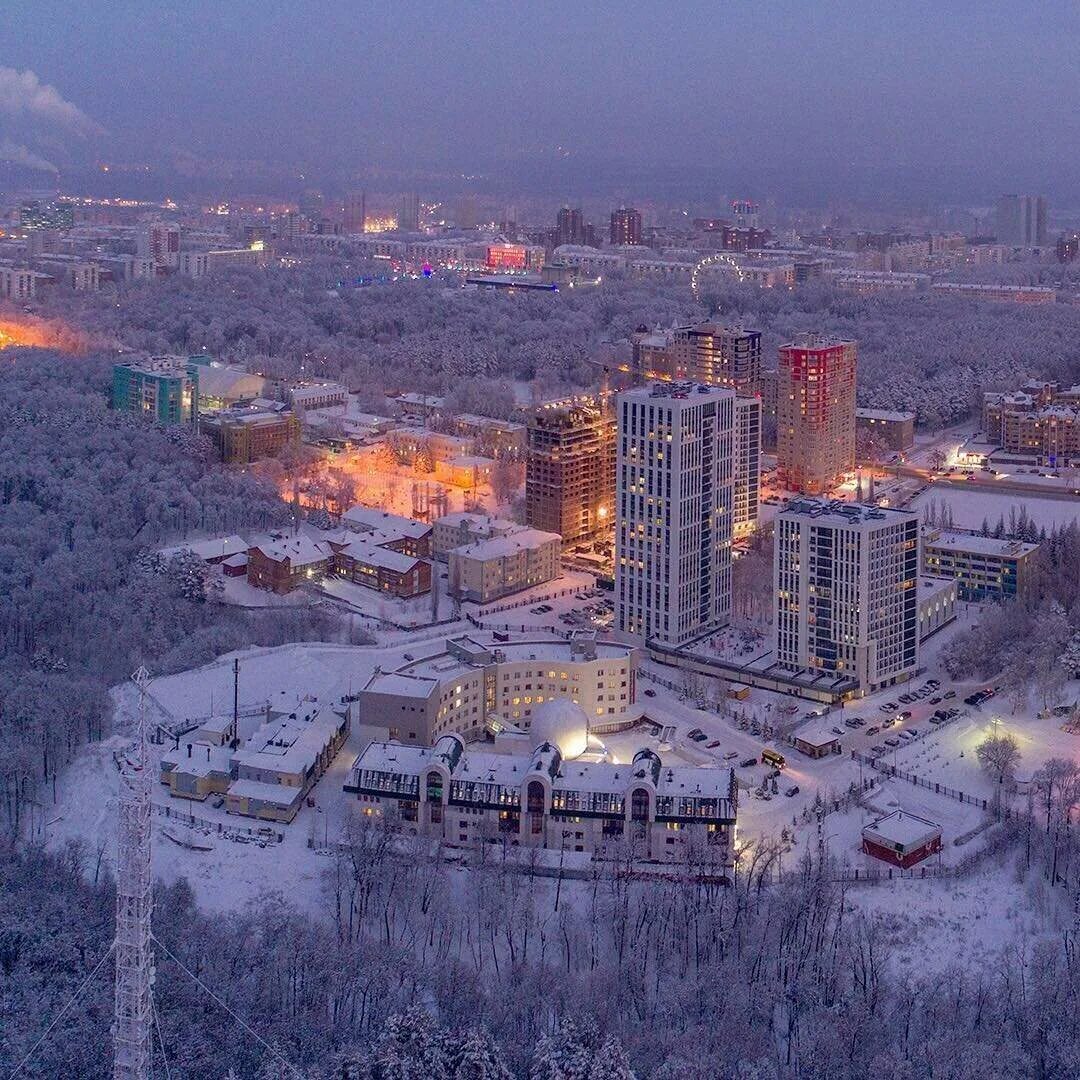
[28,259,1080,426]
[4,810,1080,1079]
[0,350,336,835]
[5,268,1080,1076]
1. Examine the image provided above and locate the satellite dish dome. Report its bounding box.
[529,699,589,760]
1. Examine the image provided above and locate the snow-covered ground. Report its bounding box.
[911,484,1080,531]
[44,613,1080,935]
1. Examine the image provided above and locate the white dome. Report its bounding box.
[530,699,589,760]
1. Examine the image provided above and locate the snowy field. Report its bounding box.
[911,484,1080,531]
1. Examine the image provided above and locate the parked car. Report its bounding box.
[943,690,956,699]
[403,653,414,661]
[908,727,920,737]
[844,719,860,728]
[929,715,944,725]
[643,688,656,697]
[900,710,912,719]
[723,751,738,761]
[930,696,942,704]
[785,786,800,797]
[831,726,844,735]
[866,725,880,736]
[885,737,901,747]
[707,740,721,749]
[871,744,887,754]
[740,757,758,768]
[691,732,708,743]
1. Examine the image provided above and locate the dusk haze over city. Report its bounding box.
[5,4,1080,1078]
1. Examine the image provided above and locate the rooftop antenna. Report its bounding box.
[113,666,155,1080]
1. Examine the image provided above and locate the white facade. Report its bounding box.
[616,383,735,648]
[774,499,920,693]
[733,396,761,537]
[345,734,737,865]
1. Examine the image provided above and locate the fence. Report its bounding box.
[153,801,284,843]
[850,750,990,810]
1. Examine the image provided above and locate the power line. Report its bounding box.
[151,935,305,1080]
[7,940,116,1080]
[151,998,171,1080]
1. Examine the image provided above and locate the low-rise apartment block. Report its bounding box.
[201,403,301,464]
[856,408,915,452]
[448,528,561,604]
[432,512,519,560]
[932,282,1055,305]
[161,700,349,823]
[983,381,1080,463]
[921,528,1038,600]
[341,506,432,558]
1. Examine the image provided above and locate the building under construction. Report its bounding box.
[525,397,615,543]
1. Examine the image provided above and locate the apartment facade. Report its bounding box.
[525,398,615,543]
[855,408,915,453]
[345,735,737,865]
[448,528,561,604]
[733,396,762,537]
[774,500,919,693]
[777,334,856,495]
[615,383,735,647]
[921,528,1038,600]
[111,355,199,426]
[201,407,301,464]
[983,382,1080,463]
[356,634,637,745]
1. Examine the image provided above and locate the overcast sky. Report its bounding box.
[4,1,1079,202]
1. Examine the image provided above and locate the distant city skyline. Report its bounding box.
[4,2,1080,204]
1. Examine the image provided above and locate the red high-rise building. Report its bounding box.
[609,206,642,246]
[777,334,857,495]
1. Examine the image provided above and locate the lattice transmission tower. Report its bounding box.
[113,666,155,1080]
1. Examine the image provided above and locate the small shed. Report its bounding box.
[861,809,942,868]
[222,552,248,577]
[793,724,841,759]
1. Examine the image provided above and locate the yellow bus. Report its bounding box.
[761,748,786,769]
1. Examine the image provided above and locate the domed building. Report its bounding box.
[528,699,589,760]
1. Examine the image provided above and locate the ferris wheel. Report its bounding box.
[690,252,748,301]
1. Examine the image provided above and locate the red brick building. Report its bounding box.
[861,810,942,869]
[331,539,430,598]
[246,536,333,594]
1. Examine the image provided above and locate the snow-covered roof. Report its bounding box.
[862,809,941,852]
[249,534,331,567]
[922,529,1038,558]
[794,724,840,748]
[341,506,431,539]
[451,528,561,560]
[160,534,248,562]
[337,539,424,574]
[231,704,343,778]
[227,779,304,807]
[349,740,736,803]
[855,408,915,423]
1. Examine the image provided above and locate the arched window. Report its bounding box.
[527,780,546,815]
[631,787,650,822]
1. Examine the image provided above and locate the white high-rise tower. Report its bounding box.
[615,382,735,648]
